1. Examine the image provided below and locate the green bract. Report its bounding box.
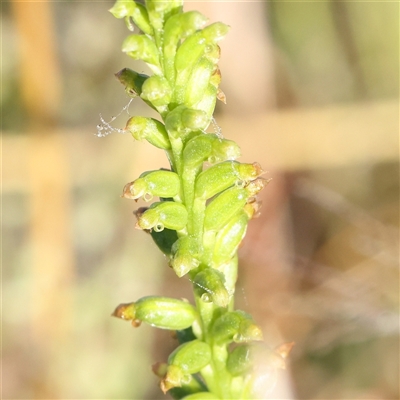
[109,1,278,398]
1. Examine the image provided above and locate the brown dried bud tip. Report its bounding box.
[152,362,168,378]
[122,181,136,200]
[111,302,136,320]
[217,88,227,104]
[275,341,295,360]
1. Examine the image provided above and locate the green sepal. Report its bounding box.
[125,116,170,149]
[192,268,230,308]
[122,170,180,201]
[211,310,263,345]
[136,201,188,231]
[211,211,249,267]
[195,161,263,201]
[122,34,162,74]
[171,236,200,277]
[115,68,149,97]
[141,75,172,107]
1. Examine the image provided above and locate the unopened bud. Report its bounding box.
[122,170,180,200]
[171,236,200,277]
[122,34,162,75]
[136,201,188,231]
[112,296,197,330]
[211,310,263,345]
[192,268,230,307]
[212,211,249,267]
[109,0,153,35]
[168,339,211,373]
[201,22,230,43]
[115,68,149,97]
[141,76,172,107]
[184,58,214,107]
[195,161,262,200]
[125,116,170,149]
[203,187,248,232]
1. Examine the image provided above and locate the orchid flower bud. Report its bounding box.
[164,11,208,83]
[125,116,170,149]
[122,34,162,75]
[136,201,188,231]
[211,211,249,267]
[115,68,149,98]
[195,161,263,200]
[122,170,180,201]
[204,43,221,66]
[209,137,241,163]
[161,339,211,392]
[226,344,253,377]
[192,268,230,307]
[184,58,214,107]
[182,134,214,168]
[166,106,208,138]
[203,187,248,232]
[171,236,200,277]
[168,339,212,373]
[201,22,230,43]
[112,296,197,330]
[183,134,241,169]
[109,0,153,35]
[192,83,217,121]
[146,0,183,30]
[141,76,172,107]
[204,177,268,232]
[175,32,207,85]
[211,310,263,345]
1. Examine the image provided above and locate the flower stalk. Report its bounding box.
[108,1,291,398]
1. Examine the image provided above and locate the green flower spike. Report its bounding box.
[108,1,279,398]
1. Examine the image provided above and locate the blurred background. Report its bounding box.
[2,0,399,399]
